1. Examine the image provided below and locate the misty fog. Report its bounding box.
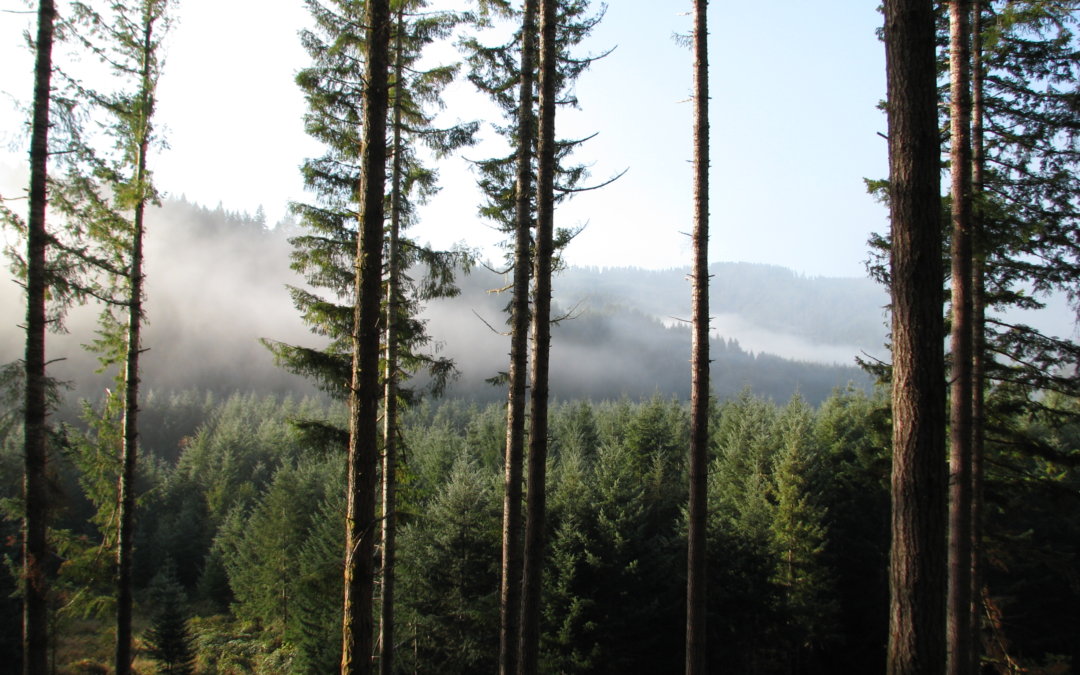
[18,197,1078,410]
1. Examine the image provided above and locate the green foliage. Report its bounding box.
[215,456,342,639]
[398,456,501,674]
[24,385,1075,670]
[290,496,344,674]
[271,0,476,402]
[144,563,196,675]
[770,395,838,665]
[463,0,610,270]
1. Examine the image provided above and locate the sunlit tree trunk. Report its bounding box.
[685,0,710,673]
[947,1,974,673]
[115,8,158,673]
[499,2,537,673]
[518,0,556,671]
[883,0,947,673]
[23,2,57,673]
[342,0,391,671]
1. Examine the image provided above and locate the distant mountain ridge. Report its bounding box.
[556,263,889,354]
[0,198,881,406]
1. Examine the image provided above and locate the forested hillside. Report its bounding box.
[2,389,1076,672]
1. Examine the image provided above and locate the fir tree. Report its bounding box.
[144,563,195,675]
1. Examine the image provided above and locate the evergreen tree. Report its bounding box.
[341,0,392,669]
[144,563,195,675]
[883,0,948,672]
[18,4,58,670]
[462,4,609,669]
[292,496,346,674]
[946,2,975,672]
[216,458,340,638]
[60,2,173,670]
[397,457,501,674]
[770,396,837,671]
[495,0,535,668]
[685,1,711,671]
[518,0,559,669]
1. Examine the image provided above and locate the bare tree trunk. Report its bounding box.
[342,0,391,672]
[499,2,537,673]
[947,1,974,673]
[968,2,986,669]
[883,0,948,673]
[115,10,156,674]
[378,13,406,675]
[518,0,556,671]
[685,1,710,673]
[23,2,57,673]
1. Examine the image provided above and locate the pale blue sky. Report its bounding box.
[1,1,889,277]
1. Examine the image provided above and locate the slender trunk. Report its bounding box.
[685,1,710,673]
[517,1,555,672]
[947,1,974,673]
[968,2,986,669]
[498,2,537,673]
[342,0,391,672]
[115,12,155,674]
[378,13,405,675]
[883,1,947,673]
[24,2,57,673]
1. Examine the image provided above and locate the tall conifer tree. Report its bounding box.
[342,0,391,671]
[685,1,710,672]
[947,1,975,673]
[64,2,174,670]
[21,3,58,672]
[498,1,535,670]
[968,2,986,668]
[882,0,948,673]
[518,0,557,669]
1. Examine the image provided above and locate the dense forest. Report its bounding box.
[1,1,1079,674]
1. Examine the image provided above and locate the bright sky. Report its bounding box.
[1,0,889,278]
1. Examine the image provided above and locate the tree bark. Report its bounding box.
[685,0,710,673]
[378,12,405,675]
[23,2,56,673]
[342,0,391,672]
[115,9,156,674]
[518,0,556,671]
[883,1,948,673]
[968,2,986,669]
[499,1,537,673]
[947,1,974,673]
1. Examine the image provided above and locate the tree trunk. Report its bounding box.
[498,1,537,673]
[947,1,974,673]
[685,1,710,673]
[883,1,948,673]
[342,0,391,672]
[968,2,986,669]
[378,13,405,675]
[518,0,556,671]
[115,10,156,674]
[23,2,57,673]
